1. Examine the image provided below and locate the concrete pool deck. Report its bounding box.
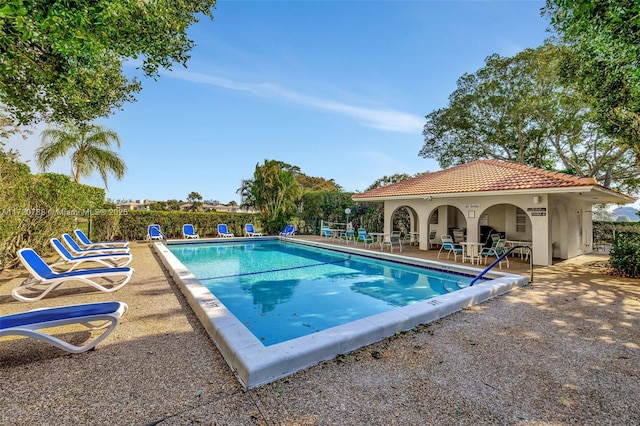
[1,238,639,425]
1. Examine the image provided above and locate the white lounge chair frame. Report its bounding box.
[147,224,165,241]
[51,238,132,270]
[217,223,234,238]
[244,224,262,237]
[62,233,129,256]
[0,301,128,353]
[182,224,200,239]
[13,248,134,302]
[74,229,129,249]
[279,225,295,237]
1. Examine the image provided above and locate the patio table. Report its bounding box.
[368,232,388,250]
[460,242,484,265]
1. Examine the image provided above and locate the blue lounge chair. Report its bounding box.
[217,223,234,237]
[0,301,128,353]
[279,225,295,237]
[244,223,262,237]
[51,238,132,270]
[74,229,129,249]
[62,233,129,255]
[147,224,165,241]
[182,224,199,239]
[13,248,134,302]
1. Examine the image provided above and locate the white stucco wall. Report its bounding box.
[382,193,596,266]
[549,195,594,260]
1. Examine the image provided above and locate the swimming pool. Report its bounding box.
[169,240,476,346]
[154,237,528,389]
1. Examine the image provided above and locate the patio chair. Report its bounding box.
[147,224,165,241]
[74,229,129,249]
[279,225,295,237]
[479,238,509,269]
[62,233,129,255]
[340,224,355,244]
[356,228,374,247]
[452,229,465,244]
[0,301,128,353]
[438,235,463,261]
[217,223,234,237]
[182,224,199,239]
[244,223,262,237]
[321,225,333,240]
[381,231,403,252]
[428,230,438,249]
[13,248,134,302]
[51,238,132,271]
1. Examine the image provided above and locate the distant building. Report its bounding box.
[117,201,150,211]
[211,204,258,214]
[117,199,257,213]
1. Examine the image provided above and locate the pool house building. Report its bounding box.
[352,160,635,266]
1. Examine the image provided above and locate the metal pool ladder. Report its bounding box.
[470,245,533,286]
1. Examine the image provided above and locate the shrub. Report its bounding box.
[91,210,262,241]
[0,152,104,269]
[609,230,640,278]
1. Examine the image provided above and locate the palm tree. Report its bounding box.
[35,122,126,189]
[238,160,301,233]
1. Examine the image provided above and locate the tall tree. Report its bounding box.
[0,105,28,140]
[544,1,640,155]
[0,0,215,125]
[238,160,302,233]
[295,174,342,191]
[365,173,413,191]
[186,191,203,212]
[420,42,640,193]
[35,122,126,189]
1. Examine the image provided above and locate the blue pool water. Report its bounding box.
[169,240,476,346]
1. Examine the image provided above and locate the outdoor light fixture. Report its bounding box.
[533,196,540,204]
[424,195,433,201]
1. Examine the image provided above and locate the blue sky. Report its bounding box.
[9,0,552,204]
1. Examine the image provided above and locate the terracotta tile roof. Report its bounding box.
[353,160,599,199]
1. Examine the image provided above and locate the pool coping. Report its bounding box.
[152,237,529,389]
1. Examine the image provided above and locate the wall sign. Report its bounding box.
[528,207,547,217]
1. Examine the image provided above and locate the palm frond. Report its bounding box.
[35,128,77,170]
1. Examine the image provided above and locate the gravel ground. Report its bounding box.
[1,241,639,425]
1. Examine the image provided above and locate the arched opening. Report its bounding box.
[389,205,419,244]
[476,203,533,247]
[427,205,467,247]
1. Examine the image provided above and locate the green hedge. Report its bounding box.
[609,230,640,278]
[0,151,105,269]
[594,221,640,278]
[90,210,263,241]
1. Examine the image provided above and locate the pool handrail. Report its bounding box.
[470,245,533,286]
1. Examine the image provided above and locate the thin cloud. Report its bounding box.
[168,69,424,133]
